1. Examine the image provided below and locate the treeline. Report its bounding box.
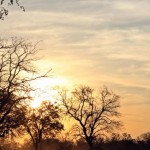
[1,132,150,150]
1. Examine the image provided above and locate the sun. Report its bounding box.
[30,77,70,108]
[30,89,58,108]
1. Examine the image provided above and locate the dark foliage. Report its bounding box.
[1,133,150,150]
[19,101,64,150]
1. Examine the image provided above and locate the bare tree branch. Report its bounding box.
[0,0,24,20]
[60,86,122,150]
[0,38,50,137]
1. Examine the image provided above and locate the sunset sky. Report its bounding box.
[1,0,150,137]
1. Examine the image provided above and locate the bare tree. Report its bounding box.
[0,37,49,137]
[0,0,24,20]
[21,101,63,150]
[60,86,121,150]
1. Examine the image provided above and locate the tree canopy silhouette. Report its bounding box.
[60,86,121,150]
[0,38,49,137]
[20,101,63,150]
[137,132,150,143]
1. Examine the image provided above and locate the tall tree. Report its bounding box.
[60,86,121,150]
[0,38,49,137]
[21,101,63,150]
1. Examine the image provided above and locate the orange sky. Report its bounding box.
[1,0,150,138]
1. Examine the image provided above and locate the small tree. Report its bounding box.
[22,101,63,150]
[60,86,121,150]
[0,38,49,137]
[137,132,150,143]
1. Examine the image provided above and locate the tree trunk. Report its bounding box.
[87,140,93,150]
[34,142,39,150]
[88,141,103,150]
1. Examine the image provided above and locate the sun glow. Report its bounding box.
[30,77,70,108]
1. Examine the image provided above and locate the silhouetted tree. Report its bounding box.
[0,38,49,137]
[137,132,150,143]
[21,101,63,150]
[0,99,27,138]
[106,132,137,150]
[137,132,150,150]
[0,0,24,20]
[60,86,121,150]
